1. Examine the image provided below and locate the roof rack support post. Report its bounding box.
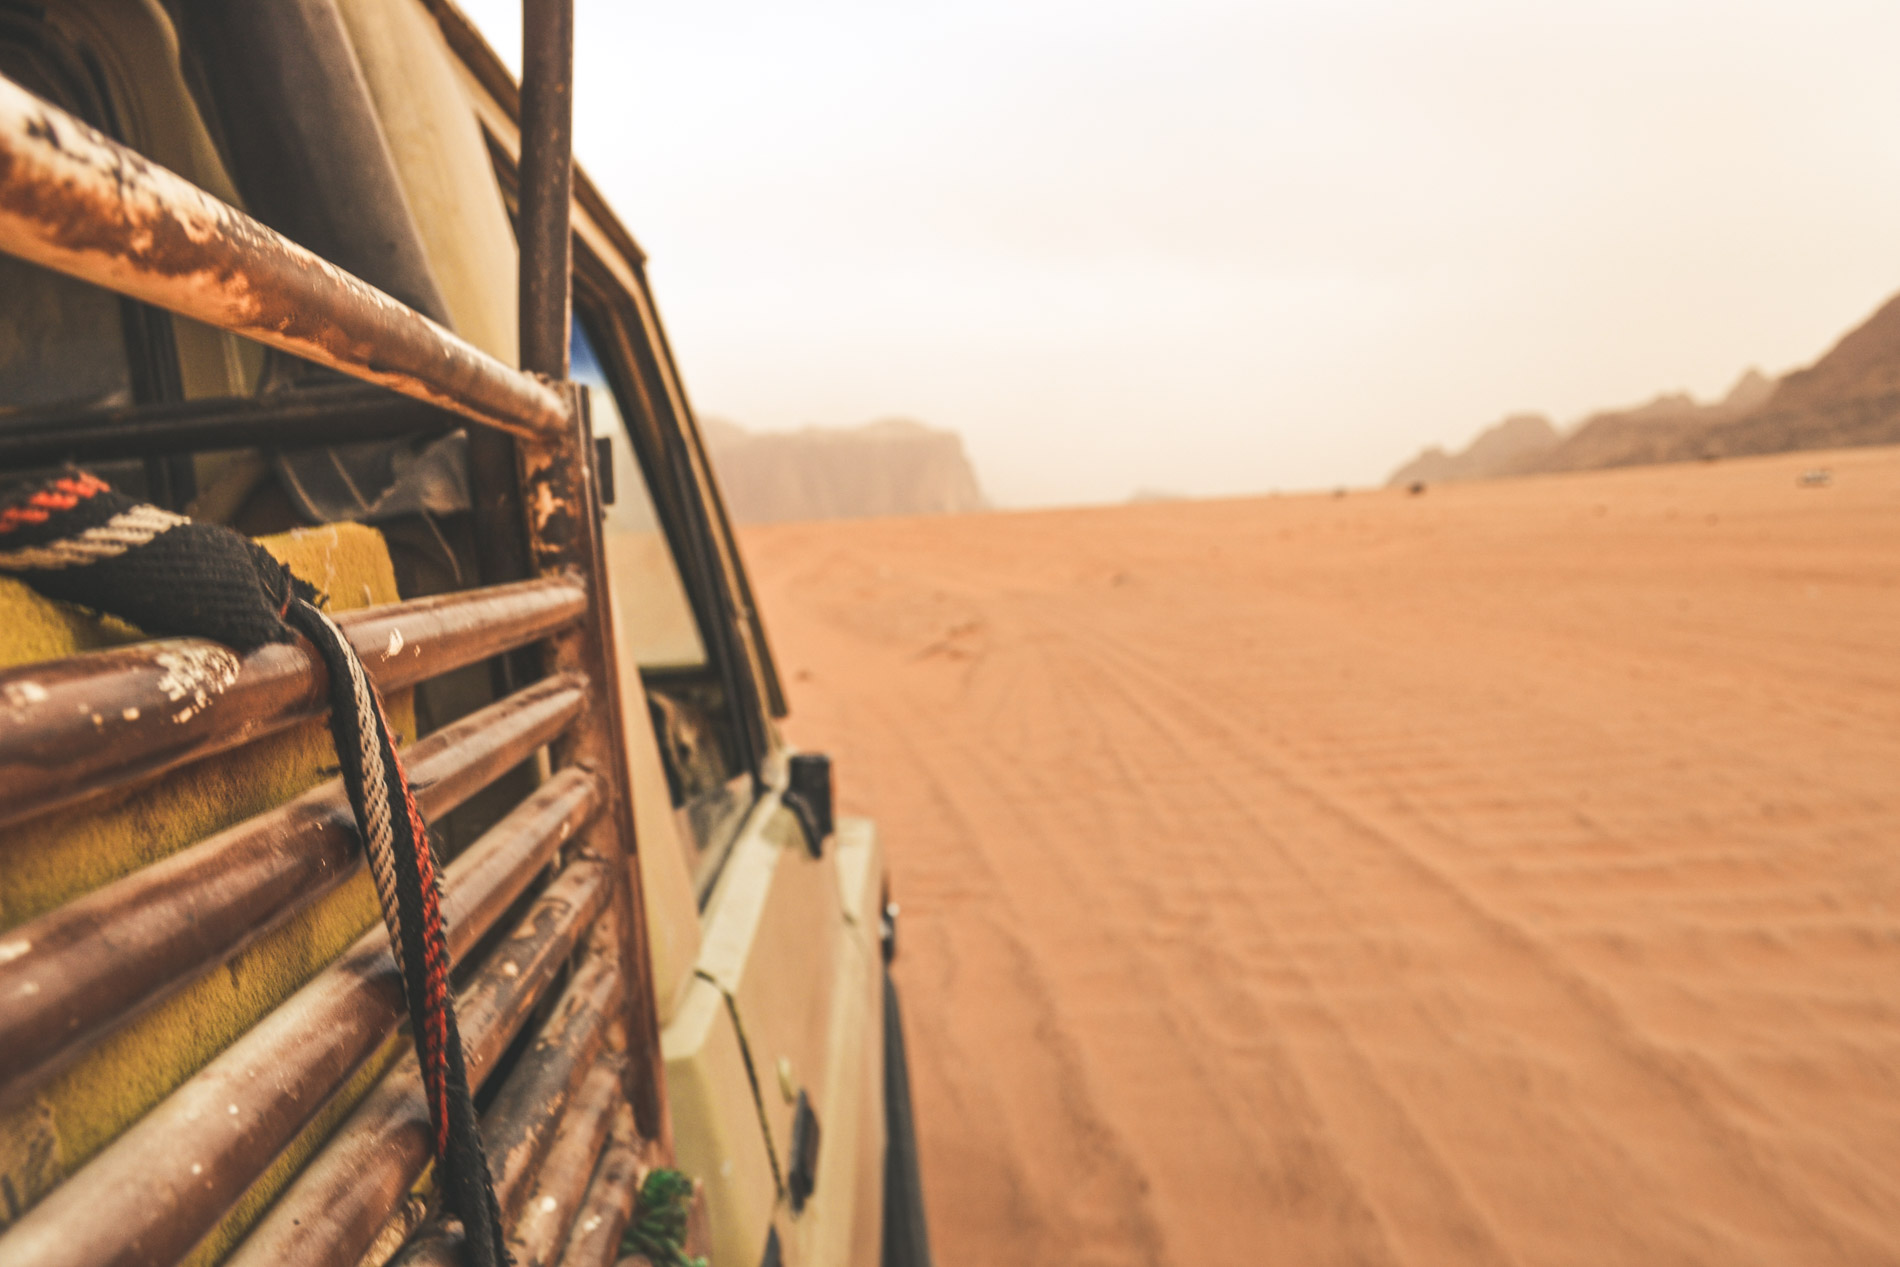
[518,0,575,379]
[465,0,582,592]
[518,376,671,1146]
[513,0,669,1149]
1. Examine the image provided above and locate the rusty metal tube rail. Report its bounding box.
[0,774,605,1267]
[503,1066,628,1267]
[0,673,589,1103]
[228,888,618,1267]
[0,574,587,830]
[0,383,458,467]
[399,1062,628,1267]
[0,74,568,438]
[484,965,621,1226]
[519,0,576,380]
[556,1116,651,1267]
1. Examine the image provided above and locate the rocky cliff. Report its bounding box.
[702,417,986,524]
[1528,369,1776,474]
[1388,285,1900,484]
[1687,293,1900,460]
[1388,413,1561,485]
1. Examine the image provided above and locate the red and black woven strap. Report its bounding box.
[284,598,506,1263]
[0,471,509,1267]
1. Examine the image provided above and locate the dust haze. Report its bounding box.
[454,5,1900,1264]
[460,0,1900,506]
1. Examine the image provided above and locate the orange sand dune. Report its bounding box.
[742,446,1900,1267]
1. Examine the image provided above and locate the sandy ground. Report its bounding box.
[740,446,1900,1267]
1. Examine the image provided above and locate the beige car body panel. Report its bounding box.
[802,817,888,1267]
[663,976,780,1267]
[691,802,888,1266]
[698,803,845,1186]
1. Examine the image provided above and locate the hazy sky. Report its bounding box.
[460,0,1900,506]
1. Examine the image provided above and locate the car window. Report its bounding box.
[572,317,707,669]
[571,312,760,889]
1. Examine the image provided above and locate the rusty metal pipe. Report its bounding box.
[518,0,575,378]
[226,879,617,1267]
[557,1118,651,1267]
[505,1073,630,1267]
[0,75,567,437]
[524,387,671,1143]
[490,1002,615,1215]
[400,1064,628,1267]
[0,674,589,1103]
[0,778,604,1267]
[0,383,458,467]
[484,954,621,1223]
[0,574,587,829]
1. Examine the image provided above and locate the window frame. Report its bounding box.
[571,252,782,896]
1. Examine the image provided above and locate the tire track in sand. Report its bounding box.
[1047,601,1897,1263]
[741,453,1900,1267]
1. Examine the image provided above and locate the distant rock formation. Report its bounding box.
[1388,413,1560,486]
[701,416,986,524]
[1687,294,1900,460]
[1528,369,1776,474]
[1390,285,1900,485]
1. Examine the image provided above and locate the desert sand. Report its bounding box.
[741,445,1900,1267]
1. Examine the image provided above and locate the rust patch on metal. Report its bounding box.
[0,79,567,437]
[0,575,586,831]
[553,1110,648,1267]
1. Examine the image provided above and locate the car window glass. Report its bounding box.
[572,314,759,889]
[572,318,706,669]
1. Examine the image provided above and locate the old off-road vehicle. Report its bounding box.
[0,2,930,1265]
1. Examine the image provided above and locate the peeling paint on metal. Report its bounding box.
[0,78,567,438]
[152,645,240,724]
[2,680,48,709]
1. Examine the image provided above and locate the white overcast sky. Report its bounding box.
[459,0,1900,506]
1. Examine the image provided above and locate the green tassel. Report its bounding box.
[619,1168,707,1267]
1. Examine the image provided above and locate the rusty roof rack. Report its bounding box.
[0,384,459,468]
[0,78,565,438]
[0,2,671,1263]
